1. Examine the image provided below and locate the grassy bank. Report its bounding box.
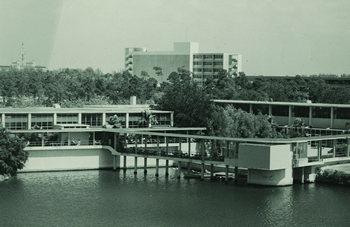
[316,166,350,185]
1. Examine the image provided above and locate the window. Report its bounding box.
[203,62,213,65]
[312,107,331,118]
[153,113,171,126]
[334,108,350,119]
[203,68,213,72]
[129,113,142,128]
[214,55,223,59]
[203,55,212,59]
[5,114,28,130]
[193,55,203,59]
[292,106,309,118]
[272,105,289,117]
[193,62,202,65]
[82,113,103,127]
[57,114,78,124]
[193,68,202,72]
[193,74,202,79]
[214,62,223,66]
[31,114,54,129]
[252,104,269,115]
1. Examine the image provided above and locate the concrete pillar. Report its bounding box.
[318,141,322,161]
[210,164,214,180]
[78,113,82,124]
[68,132,71,146]
[234,166,238,183]
[347,137,350,158]
[170,112,174,127]
[330,107,334,128]
[293,167,305,183]
[309,107,312,126]
[123,156,127,172]
[288,105,292,125]
[187,162,191,175]
[200,162,204,181]
[177,161,181,179]
[225,165,229,184]
[165,160,169,176]
[102,113,106,126]
[144,158,147,174]
[249,104,253,114]
[304,166,317,183]
[134,157,137,174]
[333,139,336,158]
[114,133,117,150]
[113,155,120,171]
[53,113,57,125]
[1,114,5,128]
[125,113,129,128]
[28,113,31,129]
[268,104,272,116]
[155,159,159,177]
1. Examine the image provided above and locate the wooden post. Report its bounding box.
[134,157,137,174]
[155,159,159,177]
[144,158,147,174]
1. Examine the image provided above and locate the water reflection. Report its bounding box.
[1,169,350,226]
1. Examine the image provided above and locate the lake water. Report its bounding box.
[1,168,350,227]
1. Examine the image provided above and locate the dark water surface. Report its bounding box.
[1,168,350,227]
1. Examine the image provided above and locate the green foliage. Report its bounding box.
[0,127,28,175]
[316,168,350,185]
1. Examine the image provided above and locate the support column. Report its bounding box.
[165,160,169,176]
[170,112,174,127]
[144,158,147,174]
[28,113,32,130]
[155,159,159,177]
[318,141,322,161]
[187,162,191,175]
[78,113,82,124]
[113,155,120,171]
[1,114,5,128]
[309,107,312,126]
[210,164,214,180]
[268,104,272,116]
[225,165,229,184]
[53,113,57,125]
[134,157,137,174]
[333,139,336,158]
[177,161,181,179]
[347,137,350,158]
[301,167,305,184]
[288,105,292,125]
[200,162,205,181]
[330,107,334,128]
[234,166,238,183]
[102,113,106,126]
[68,132,71,146]
[249,104,253,114]
[125,113,129,128]
[123,155,127,172]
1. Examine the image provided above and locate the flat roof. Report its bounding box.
[0,107,173,114]
[213,99,350,108]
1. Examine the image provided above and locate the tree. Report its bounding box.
[0,127,28,176]
[153,66,163,83]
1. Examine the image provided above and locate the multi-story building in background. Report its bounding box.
[0,43,46,70]
[124,42,242,85]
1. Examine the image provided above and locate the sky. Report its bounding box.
[0,0,349,76]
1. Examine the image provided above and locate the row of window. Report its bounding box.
[194,55,223,59]
[225,104,350,119]
[1,113,171,130]
[193,62,223,66]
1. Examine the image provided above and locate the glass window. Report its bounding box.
[203,68,213,72]
[193,68,202,72]
[252,104,269,115]
[82,113,103,127]
[272,105,289,117]
[5,114,28,130]
[31,114,54,129]
[214,62,223,66]
[57,114,78,124]
[203,55,213,59]
[193,55,203,59]
[128,113,141,128]
[334,108,350,119]
[203,62,213,65]
[312,107,331,118]
[214,55,223,59]
[153,113,171,126]
[293,106,309,118]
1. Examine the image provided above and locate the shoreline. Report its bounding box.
[316,163,350,185]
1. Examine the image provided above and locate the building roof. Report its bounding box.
[213,99,350,108]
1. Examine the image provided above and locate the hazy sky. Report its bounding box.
[1,0,349,76]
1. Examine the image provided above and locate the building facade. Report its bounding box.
[214,100,350,129]
[125,42,242,84]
